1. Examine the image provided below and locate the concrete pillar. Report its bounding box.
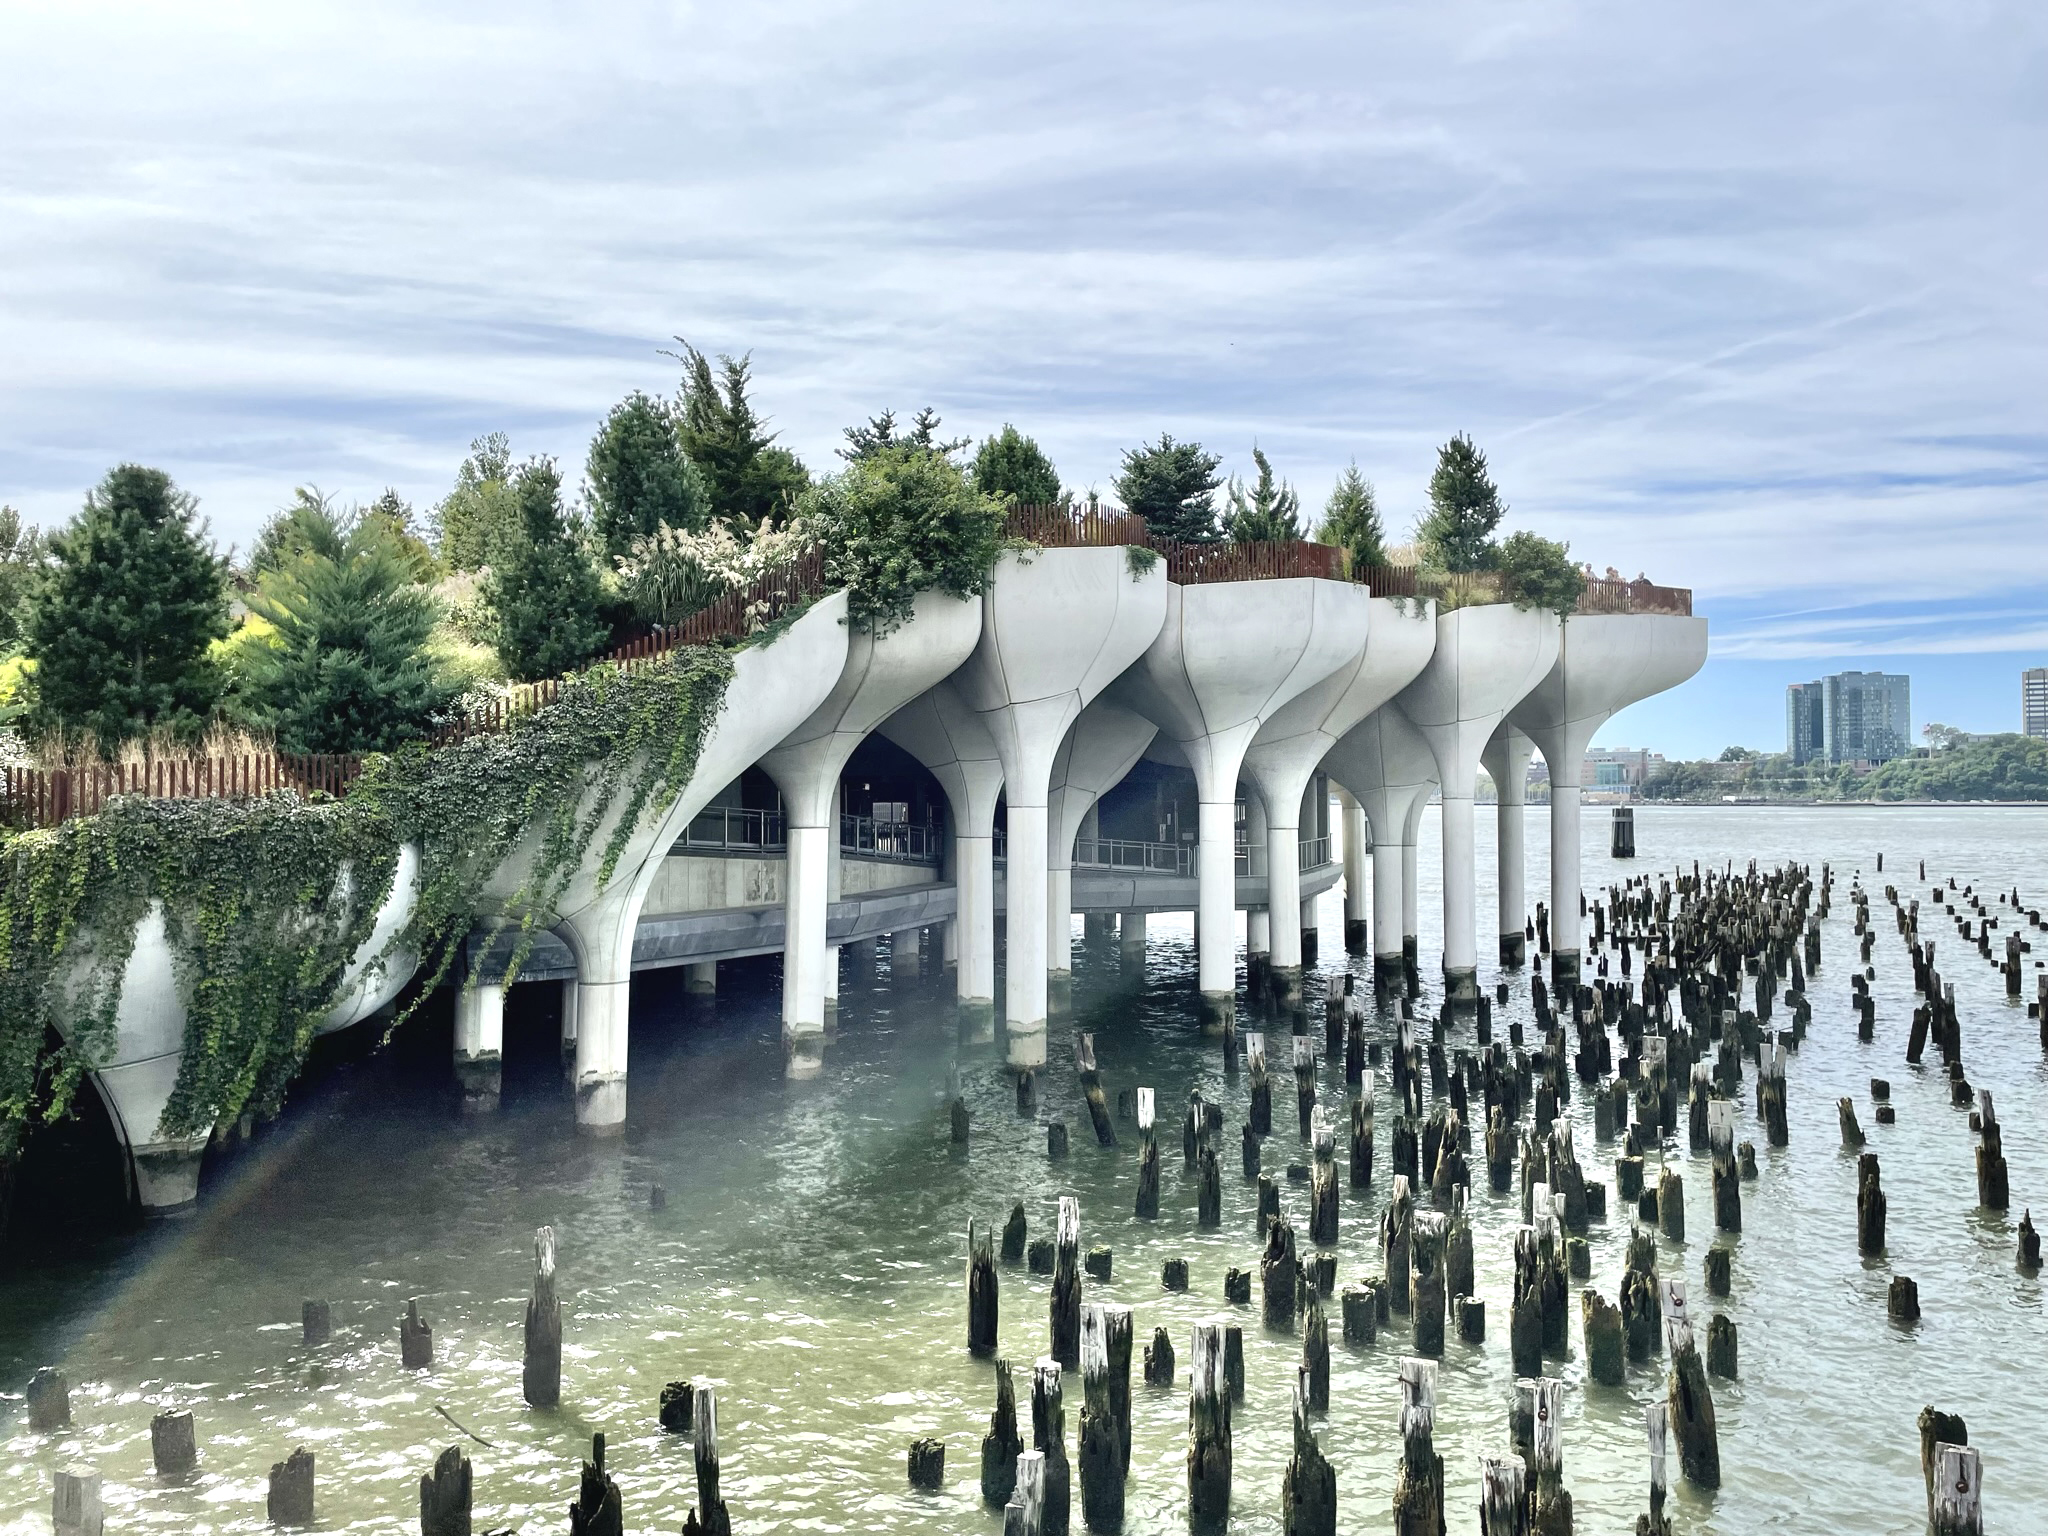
[454,981,504,1113]
[1341,791,1369,953]
[1083,911,1116,944]
[1300,894,1319,967]
[1048,864,1074,978]
[130,1138,208,1215]
[573,976,630,1134]
[957,828,997,1030]
[1394,605,1562,1006]
[686,961,717,995]
[1120,909,1147,958]
[892,928,922,980]
[1196,797,1239,1030]
[1004,801,1051,1065]
[559,976,579,1053]
[1481,725,1535,967]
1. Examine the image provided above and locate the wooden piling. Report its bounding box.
[401,1299,433,1371]
[1032,1359,1071,1536]
[1391,1358,1444,1536]
[1479,1454,1527,1536]
[51,1470,101,1536]
[1657,1167,1684,1242]
[1077,1035,1117,1147]
[1248,1032,1272,1137]
[1930,1445,1982,1536]
[523,1226,561,1409]
[1294,1036,1317,1139]
[1583,1289,1624,1385]
[1004,1203,1029,1264]
[1282,1363,1337,1536]
[1005,1449,1046,1536]
[1857,1153,1886,1255]
[971,1218,1000,1357]
[419,1445,470,1536]
[982,1360,1025,1504]
[661,1380,696,1434]
[1411,1211,1448,1357]
[1309,1107,1338,1246]
[1188,1323,1233,1530]
[1137,1088,1160,1220]
[1662,1282,1719,1488]
[1350,1082,1375,1189]
[684,1385,731,1536]
[1144,1327,1176,1387]
[909,1437,946,1490]
[1264,1214,1299,1331]
[1052,1197,1082,1369]
[1918,1407,1968,1520]
[1889,1275,1920,1321]
[267,1447,316,1528]
[26,1367,69,1432]
[301,1301,330,1349]
[1706,1313,1737,1378]
[151,1410,198,1477]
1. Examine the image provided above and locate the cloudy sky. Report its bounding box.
[3,1,2042,756]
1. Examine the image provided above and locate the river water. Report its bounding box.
[4,805,2046,1534]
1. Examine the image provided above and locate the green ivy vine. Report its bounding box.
[0,641,732,1158]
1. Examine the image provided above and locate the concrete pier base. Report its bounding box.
[1347,918,1369,954]
[454,982,504,1114]
[573,978,629,1136]
[686,961,717,995]
[1199,989,1236,1035]
[1551,950,1581,988]
[1120,911,1147,957]
[1443,966,1479,1008]
[133,1140,207,1216]
[1048,973,1073,1016]
[960,997,997,1044]
[1084,912,1116,945]
[1500,933,1527,967]
[892,930,922,981]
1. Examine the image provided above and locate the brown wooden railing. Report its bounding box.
[1351,564,1691,615]
[1156,538,1346,585]
[1003,504,1150,548]
[1574,577,1693,616]
[3,755,364,830]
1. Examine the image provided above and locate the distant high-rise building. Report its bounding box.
[2025,667,2048,739]
[1788,671,1910,765]
[1786,681,1826,765]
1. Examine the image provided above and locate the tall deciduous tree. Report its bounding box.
[431,434,521,572]
[487,459,610,682]
[1112,434,1224,543]
[24,464,229,753]
[1222,446,1302,543]
[233,492,461,753]
[971,425,1062,505]
[0,506,43,651]
[1417,432,1506,572]
[672,341,810,526]
[586,391,713,560]
[1315,463,1387,570]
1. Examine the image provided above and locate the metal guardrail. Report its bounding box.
[1074,836,1193,876]
[680,805,786,851]
[677,807,941,865]
[841,813,942,864]
[1299,834,1332,870]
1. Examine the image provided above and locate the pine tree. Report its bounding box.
[24,464,229,753]
[840,407,970,464]
[586,390,713,560]
[487,459,610,683]
[672,341,810,525]
[1222,446,1303,543]
[972,425,1063,506]
[0,506,43,651]
[1417,433,1506,572]
[1315,463,1387,571]
[432,434,521,571]
[1112,434,1224,543]
[233,492,461,753]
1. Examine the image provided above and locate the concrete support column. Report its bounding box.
[892,928,922,981]
[559,976,579,1075]
[1373,836,1405,987]
[1266,816,1304,1014]
[1550,779,1584,980]
[1482,726,1534,967]
[573,977,630,1134]
[686,961,717,995]
[454,981,505,1113]
[1197,798,1237,1031]
[1342,795,1370,954]
[1005,801,1051,1067]
[1048,866,1074,977]
[782,823,832,1041]
[131,1138,208,1215]
[957,832,996,1031]
[1300,895,1319,968]
[1120,909,1147,958]
[1440,793,1479,1003]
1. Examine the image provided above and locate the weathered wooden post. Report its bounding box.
[27,1367,70,1432]
[1662,1281,1719,1489]
[1263,1213,1299,1331]
[1479,1454,1527,1536]
[1188,1323,1232,1530]
[1350,1079,1375,1189]
[1033,1359,1071,1536]
[1392,1358,1444,1536]
[1005,1203,1029,1264]
[1294,1036,1317,1139]
[2020,1208,2042,1272]
[1197,1117,1222,1230]
[1975,1090,2009,1211]
[1052,1196,1082,1369]
[268,1447,316,1527]
[1411,1211,1448,1358]
[1918,1407,1968,1520]
[1529,1375,1570,1534]
[401,1298,434,1371]
[684,1384,731,1536]
[1301,1292,1330,1410]
[1248,1032,1272,1137]
[909,1438,946,1490]
[984,1360,1026,1505]
[301,1300,331,1349]
[151,1410,198,1477]
[570,1433,623,1536]
[1583,1290,1624,1385]
[1077,1034,1117,1147]
[1079,1303,1133,1531]
[1005,1449,1046,1536]
[524,1226,562,1409]
[1857,1153,1886,1255]
[1707,1313,1738,1378]
[971,1218,1001,1357]
[1621,1229,1659,1363]
[1309,1106,1339,1245]
[1639,1401,1672,1535]
[1144,1327,1176,1386]
[1657,1165,1684,1242]
[51,1470,102,1536]
[1281,1364,1336,1536]
[1930,1444,1982,1536]
[1135,1088,1160,1220]
[1708,1099,1740,1234]
[1759,1043,1788,1147]
[419,1445,470,1536]
[1383,1175,1414,1317]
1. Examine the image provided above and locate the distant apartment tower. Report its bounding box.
[2025,667,2048,739]
[1786,681,1826,765]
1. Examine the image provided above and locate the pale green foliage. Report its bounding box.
[587,391,713,560]
[618,513,813,625]
[431,434,522,571]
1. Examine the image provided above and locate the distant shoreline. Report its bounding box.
[1631,800,2048,810]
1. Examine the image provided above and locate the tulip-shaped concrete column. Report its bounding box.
[1046,699,1158,1000]
[1395,604,1561,1005]
[1337,786,1369,953]
[1113,577,1368,1030]
[543,595,851,1131]
[761,590,982,1064]
[1479,723,1536,966]
[953,547,1169,1067]
[879,681,1007,1031]
[1510,613,1708,981]
[1324,702,1439,989]
[1241,595,1431,1011]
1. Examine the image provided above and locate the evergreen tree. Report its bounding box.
[0,506,44,651]
[431,433,521,571]
[586,390,713,560]
[233,492,461,753]
[487,458,610,683]
[972,425,1063,505]
[1222,446,1303,542]
[24,464,229,753]
[364,488,438,579]
[839,406,970,463]
[1315,463,1387,570]
[1417,432,1506,572]
[1495,529,1585,616]
[1112,433,1224,543]
[672,341,810,525]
